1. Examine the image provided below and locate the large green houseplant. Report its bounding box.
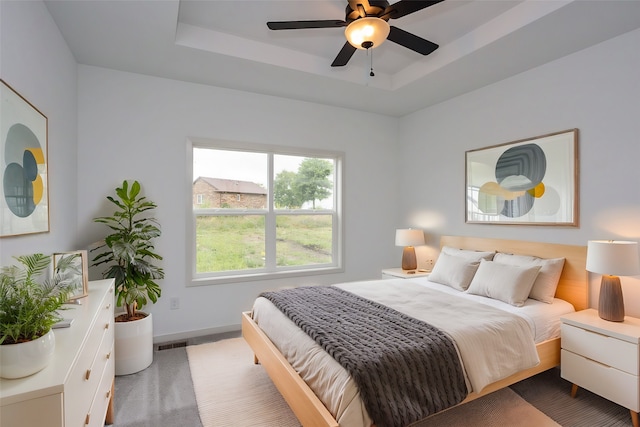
[0,253,77,378]
[92,180,164,375]
[91,180,164,321]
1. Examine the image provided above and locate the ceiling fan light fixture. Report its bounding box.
[345,17,390,50]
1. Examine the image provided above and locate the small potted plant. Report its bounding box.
[0,253,77,379]
[91,180,164,375]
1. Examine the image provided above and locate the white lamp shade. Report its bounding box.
[586,240,640,276]
[395,229,425,247]
[344,17,390,50]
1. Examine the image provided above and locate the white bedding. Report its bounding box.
[407,276,576,343]
[251,277,575,427]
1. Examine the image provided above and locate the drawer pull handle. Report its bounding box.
[105,323,110,330]
[106,351,111,360]
[85,369,91,380]
[106,389,111,399]
[579,328,613,339]
[584,355,612,368]
[106,303,111,310]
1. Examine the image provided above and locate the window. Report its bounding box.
[189,139,343,285]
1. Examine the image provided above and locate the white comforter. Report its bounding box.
[252,278,565,427]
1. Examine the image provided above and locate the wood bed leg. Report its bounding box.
[571,384,578,397]
[570,383,579,398]
[631,410,639,427]
[253,353,259,365]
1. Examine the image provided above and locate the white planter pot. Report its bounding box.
[114,312,153,376]
[0,329,56,379]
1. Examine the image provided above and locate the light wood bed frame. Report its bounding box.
[242,236,588,427]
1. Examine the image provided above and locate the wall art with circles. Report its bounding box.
[1,80,49,237]
[465,129,578,226]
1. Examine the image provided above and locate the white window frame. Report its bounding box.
[187,138,344,286]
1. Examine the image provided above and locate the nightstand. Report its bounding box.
[381,268,431,279]
[561,309,640,427]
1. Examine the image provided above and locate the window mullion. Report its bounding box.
[265,153,277,270]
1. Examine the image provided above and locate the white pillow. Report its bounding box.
[441,246,495,262]
[466,259,542,307]
[429,252,481,291]
[493,253,565,304]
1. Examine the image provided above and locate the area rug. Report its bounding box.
[186,337,560,427]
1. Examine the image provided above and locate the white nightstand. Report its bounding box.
[381,268,431,279]
[560,308,640,427]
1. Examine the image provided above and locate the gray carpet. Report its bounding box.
[112,334,633,427]
[511,368,632,427]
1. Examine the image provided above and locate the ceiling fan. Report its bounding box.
[267,0,444,68]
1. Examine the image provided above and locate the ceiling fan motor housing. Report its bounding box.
[266,0,443,67]
[345,1,391,23]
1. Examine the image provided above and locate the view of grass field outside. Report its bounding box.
[193,147,336,275]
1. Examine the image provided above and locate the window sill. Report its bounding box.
[188,266,344,287]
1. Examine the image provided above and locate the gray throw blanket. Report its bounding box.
[260,286,468,427]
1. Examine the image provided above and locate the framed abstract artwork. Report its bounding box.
[465,129,578,226]
[0,79,49,237]
[53,250,89,301]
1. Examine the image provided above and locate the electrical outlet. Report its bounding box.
[170,297,180,310]
[426,259,434,270]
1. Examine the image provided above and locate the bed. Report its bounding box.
[242,236,588,427]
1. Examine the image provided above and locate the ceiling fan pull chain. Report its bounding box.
[369,47,375,77]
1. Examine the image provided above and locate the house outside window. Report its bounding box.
[188,139,343,285]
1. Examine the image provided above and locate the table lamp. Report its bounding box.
[586,240,640,322]
[395,229,425,271]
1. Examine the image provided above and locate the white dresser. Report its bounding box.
[561,308,640,427]
[0,279,115,427]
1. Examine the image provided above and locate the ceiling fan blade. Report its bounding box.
[331,42,357,67]
[387,26,438,55]
[267,20,347,30]
[382,0,444,20]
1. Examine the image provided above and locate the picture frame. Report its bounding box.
[53,250,89,301]
[465,129,578,226]
[0,79,49,237]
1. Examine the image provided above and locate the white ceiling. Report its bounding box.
[45,0,640,117]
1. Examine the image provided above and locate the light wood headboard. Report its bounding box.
[440,236,588,311]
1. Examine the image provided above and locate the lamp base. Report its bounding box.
[598,275,625,322]
[401,246,417,271]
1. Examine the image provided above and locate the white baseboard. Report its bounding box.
[153,323,241,345]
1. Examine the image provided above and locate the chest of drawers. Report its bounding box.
[561,309,640,427]
[0,279,115,427]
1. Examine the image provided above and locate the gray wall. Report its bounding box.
[75,66,401,340]
[2,1,640,338]
[399,27,640,316]
[0,1,78,260]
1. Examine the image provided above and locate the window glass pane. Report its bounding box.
[274,155,334,210]
[196,215,265,272]
[276,215,333,266]
[193,148,267,209]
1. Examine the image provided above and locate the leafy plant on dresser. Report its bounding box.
[91,180,164,322]
[0,253,77,345]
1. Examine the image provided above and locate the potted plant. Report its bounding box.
[91,180,164,375]
[0,253,77,379]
